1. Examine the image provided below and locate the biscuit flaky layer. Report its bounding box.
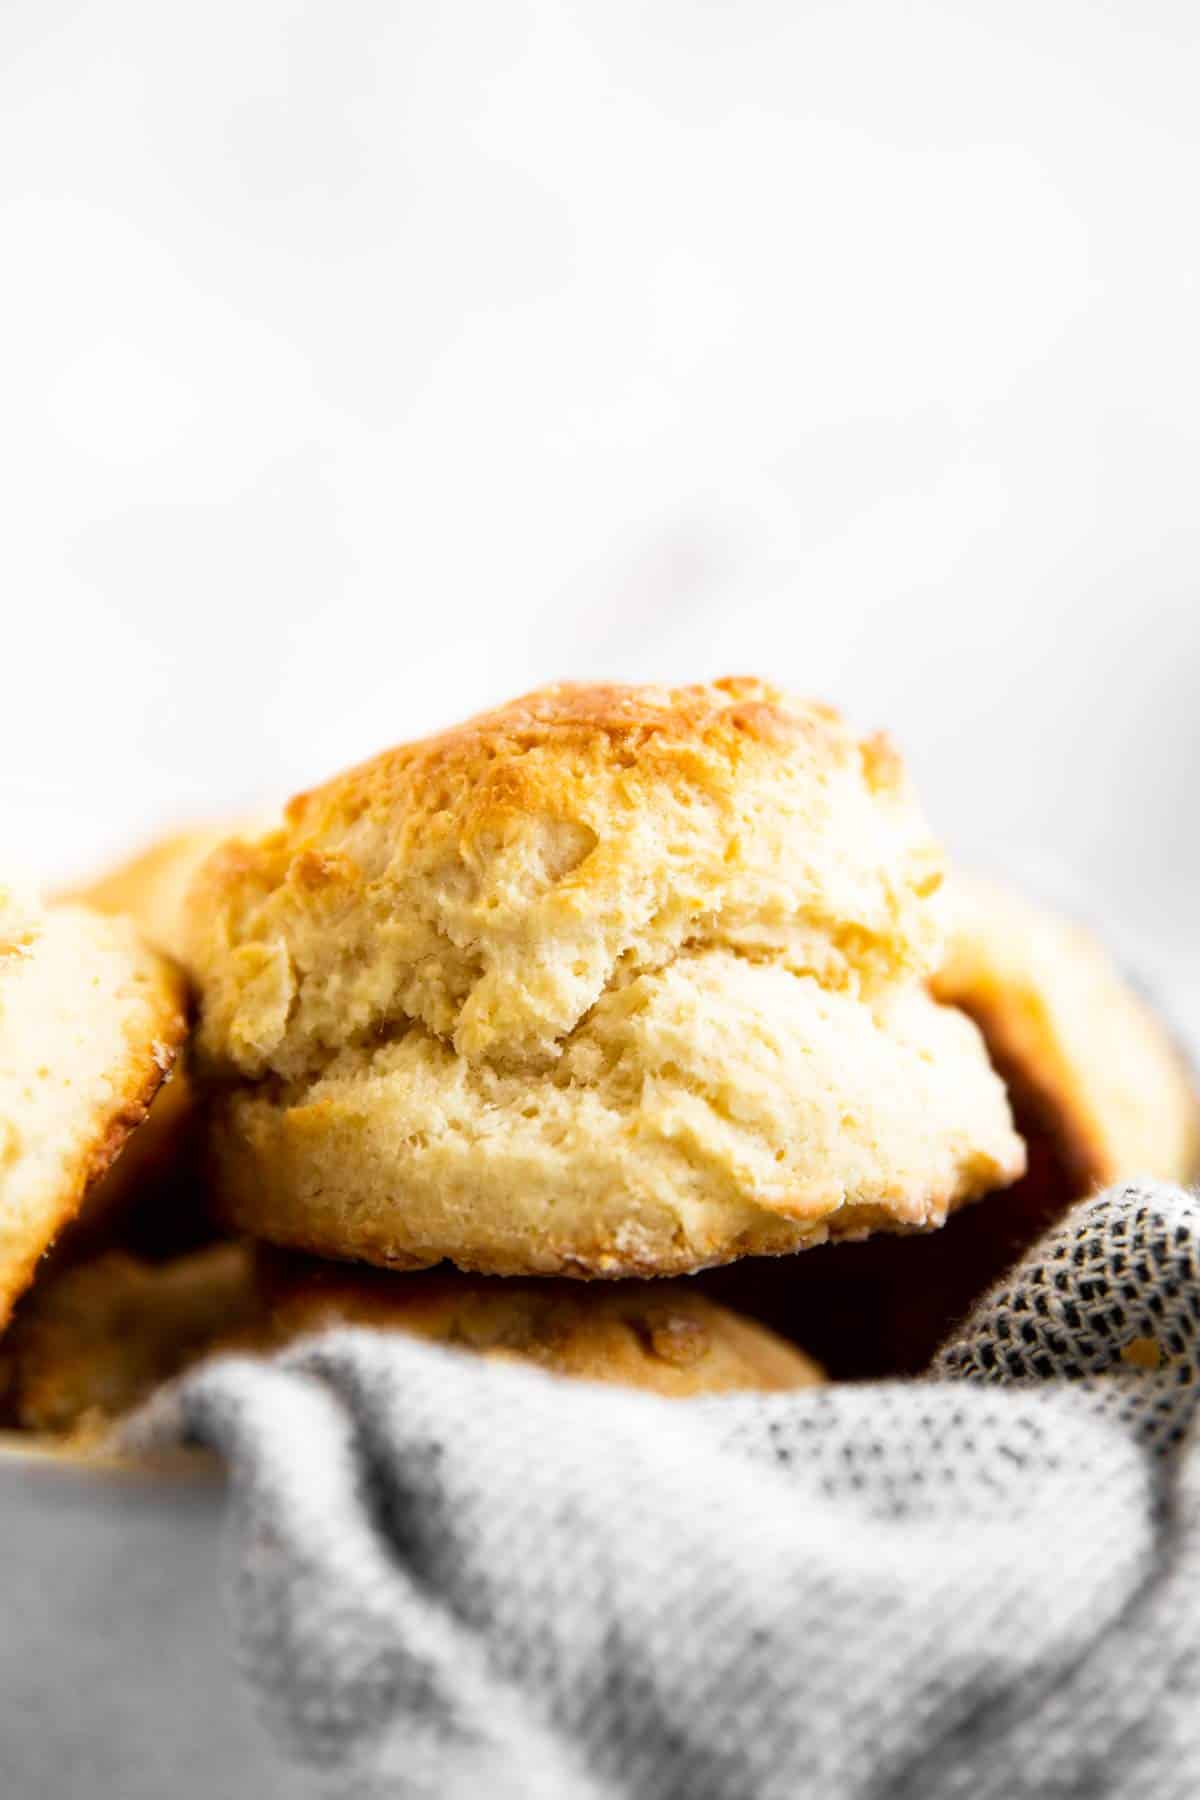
[0,889,188,1326]
[192,680,1024,1274]
[214,954,1023,1273]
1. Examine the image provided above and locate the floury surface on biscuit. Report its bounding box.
[189,680,1025,1276]
[0,886,188,1326]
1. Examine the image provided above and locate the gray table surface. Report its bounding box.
[0,1444,299,1799]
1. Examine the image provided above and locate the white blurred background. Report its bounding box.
[2,2,1197,977]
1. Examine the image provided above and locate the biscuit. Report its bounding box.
[0,889,188,1327]
[1,1244,821,1438]
[256,1253,824,1397]
[193,681,1024,1275]
[933,874,1200,1188]
[0,1243,256,1437]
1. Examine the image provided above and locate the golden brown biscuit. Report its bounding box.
[255,1254,824,1398]
[192,681,1024,1276]
[0,1244,822,1439]
[0,889,187,1328]
[0,1243,256,1437]
[933,874,1200,1188]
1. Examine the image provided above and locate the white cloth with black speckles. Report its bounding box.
[124,1181,1200,1800]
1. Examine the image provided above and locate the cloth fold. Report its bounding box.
[125,1181,1200,1800]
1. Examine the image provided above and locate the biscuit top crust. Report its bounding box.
[192,679,945,1081]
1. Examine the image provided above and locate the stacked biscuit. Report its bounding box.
[2,680,1196,1442]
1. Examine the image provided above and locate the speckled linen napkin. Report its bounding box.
[125,1181,1200,1800]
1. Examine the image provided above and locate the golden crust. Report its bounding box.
[191,679,946,1081]
[60,826,246,1240]
[0,1243,822,1439]
[192,681,1023,1276]
[252,1252,824,1397]
[70,1027,197,1251]
[0,893,188,1328]
[933,875,1200,1188]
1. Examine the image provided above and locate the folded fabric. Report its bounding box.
[124,1181,1200,1800]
